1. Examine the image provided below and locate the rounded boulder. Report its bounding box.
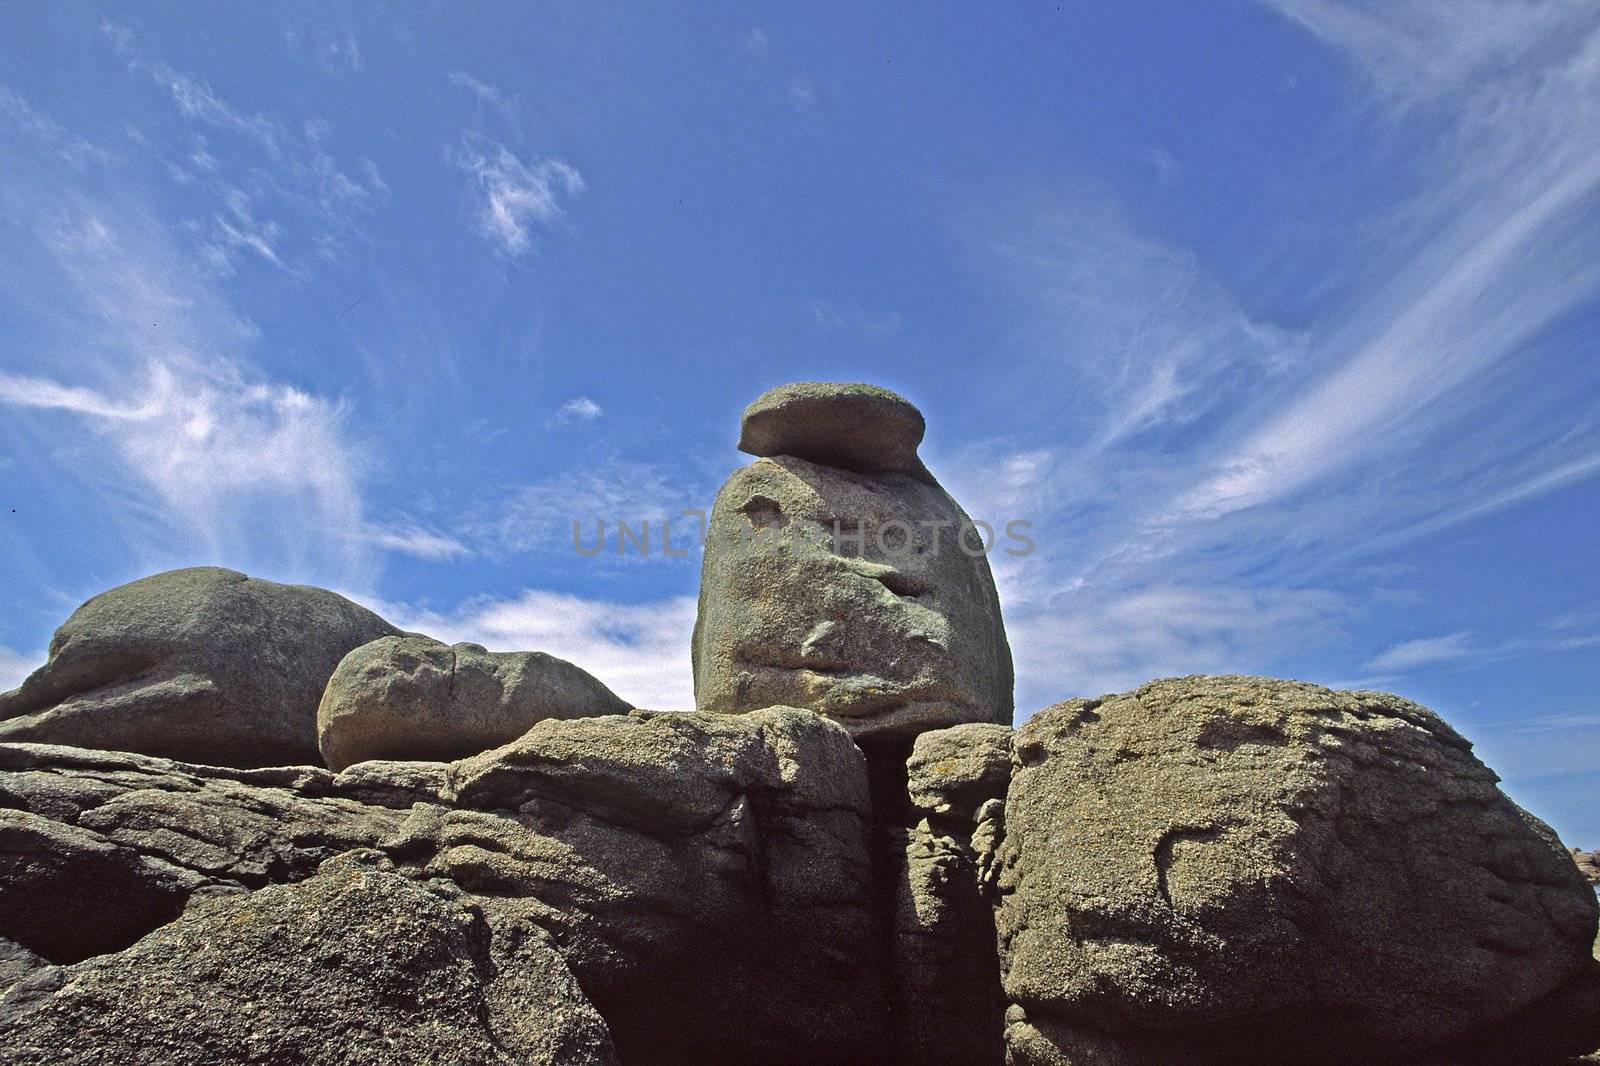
[0,567,401,767]
[317,635,631,771]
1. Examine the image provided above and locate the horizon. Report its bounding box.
[3,4,1599,844]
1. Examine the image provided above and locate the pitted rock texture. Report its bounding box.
[317,635,631,771]
[995,675,1600,1065]
[889,723,1013,1065]
[1,672,1596,1065]
[695,384,1012,743]
[0,853,619,1066]
[0,567,401,768]
[738,380,934,482]
[0,707,890,1066]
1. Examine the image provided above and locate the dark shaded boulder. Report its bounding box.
[0,567,400,767]
[317,635,631,771]
[0,852,618,1065]
[435,707,890,1065]
[695,382,1014,744]
[0,706,891,1065]
[995,675,1600,1065]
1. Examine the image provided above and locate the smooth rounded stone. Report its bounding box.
[738,380,933,481]
[317,636,630,772]
[0,853,619,1066]
[996,675,1600,1065]
[0,567,400,767]
[695,425,1013,744]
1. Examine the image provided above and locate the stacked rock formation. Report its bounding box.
[693,381,1014,746]
[0,383,1597,1065]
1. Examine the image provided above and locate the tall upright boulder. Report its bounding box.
[693,382,1014,745]
[0,567,400,767]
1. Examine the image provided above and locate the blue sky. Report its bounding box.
[3,3,1599,841]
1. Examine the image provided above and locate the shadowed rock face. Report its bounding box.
[317,635,631,771]
[996,675,1600,1066]
[0,567,400,768]
[0,708,890,1066]
[0,676,1597,1064]
[694,383,1013,744]
[889,723,1013,1066]
[0,854,619,1066]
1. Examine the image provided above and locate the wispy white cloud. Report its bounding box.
[282,21,364,74]
[1264,0,1595,111]
[808,300,902,336]
[1007,584,1350,709]
[1364,631,1474,672]
[554,396,603,423]
[360,590,698,709]
[101,22,386,270]
[472,462,709,557]
[141,61,283,154]
[0,373,151,419]
[0,647,42,693]
[458,138,583,256]
[1148,147,1179,186]
[199,187,285,270]
[982,197,1302,451]
[787,79,818,112]
[313,28,363,72]
[1184,1,1600,519]
[0,190,373,583]
[1509,712,1600,734]
[448,71,520,125]
[0,85,112,169]
[960,2,1600,708]
[362,524,470,561]
[0,358,365,575]
[1472,709,1600,786]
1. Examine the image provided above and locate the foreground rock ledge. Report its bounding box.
[0,678,1595,1065]
[0,709,887,1065]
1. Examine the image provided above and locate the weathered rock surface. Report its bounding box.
[738,380,934,482]
[995,675,1600,1065]
[2,657,1595,1064]
[695,383,1013,743]
[0,567,400,767]
[0,706,890,1065]
[1571,847,1600,886]
[0,853,619,1065]
[889,723,1013,1065]
[318,635,631,771]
